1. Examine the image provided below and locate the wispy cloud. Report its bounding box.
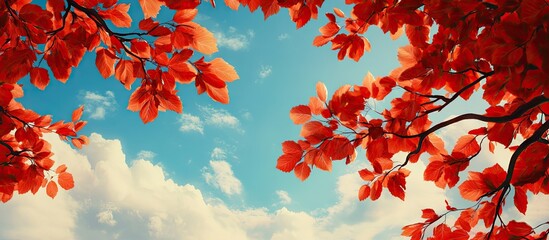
[203,147,242,196]
[210,147,227,160]
[199,106,242,132]
[179,107,242,134]
[179,113,204,134]
[214,27,253,51]
[81,91,116,120]
[276,190,292,205]
[259,65,272,79]
[203,160,243,196]
[278,33,289,40]
[136,150,156,160]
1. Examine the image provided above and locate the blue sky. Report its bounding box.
[1,1,548,239]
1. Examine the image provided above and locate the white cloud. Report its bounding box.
[277,33,289,40]
[179,113,204,134]
[241,111,252,120]
[0,132,544,239]
[259,65,272,79]
[81,91,116,120]
[214,27,252,51]
[276,190,292,205]
[199,106,242,132]
[203,160,243,196]
[211,147,227,160]
[136,150,156,160]
[180,107,242,134]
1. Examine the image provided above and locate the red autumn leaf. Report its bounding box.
[321,137,353,160]
[294,162,311,181]
[99,4,132,28]
[139,97,159,123]
[276,153,301,172]
[115,60,135,88]
[487,122,515,147]
[359,168,375,181]
[358,184,370,201]
[289,105,312,124]
[300,121,333,145]
[421,208,438,221]
[370,180,382,200]
[507,221,532,236]
[282,141,302,154]
[402,223,424,240]
[458,164,506,201]
[56,127,77,137]
[452,135,480,157]
[513,186,528,214]
[95,48,117,78]
[306,149,331,171]
[30,67,50,90]
[46,181,58,199]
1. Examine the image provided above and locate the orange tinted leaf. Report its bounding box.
[58,172,75,190]
[55,164,67,174]
[224,0,239,10]
[206,86,230,104]
[209,58,239,82]
[138,0,162,18]
[459,164,506,201]
[140,97,159,123]
[96,48,117,78]
[30,67,50,90]
[358,184,370,201]
[173,9,198,23]
[289,105,312,124]
[188,22,218,54]
[101,4,132,28]
[46,181,58,199]
[71,105,84,122]
[310,150,332,171]
[157,89,182,113]
[115,60,135,88]
[300,121,333,144]
[453,135,480,157]
[333,7,345,18]
[308,97,324,115]
[402,223,424,239]
[294,162,311,181]
[316,81,328,102]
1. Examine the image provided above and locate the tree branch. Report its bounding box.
[392,95,549,168]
